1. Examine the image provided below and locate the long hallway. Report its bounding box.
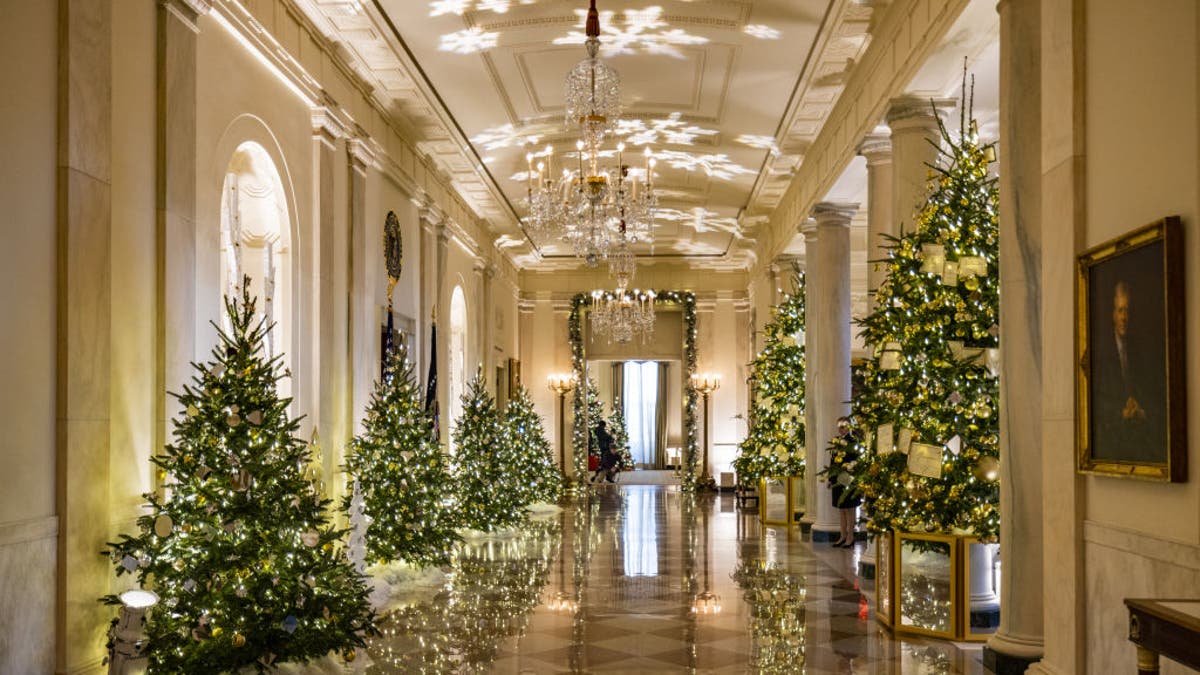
[364,486,984,673]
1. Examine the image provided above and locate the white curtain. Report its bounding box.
[623,361,659,467]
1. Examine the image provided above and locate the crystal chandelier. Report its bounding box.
[590,287,656,345]
[523,0,657,271]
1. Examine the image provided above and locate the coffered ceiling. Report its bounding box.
[296,0,880,270]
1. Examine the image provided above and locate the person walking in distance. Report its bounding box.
[591,421,618,483]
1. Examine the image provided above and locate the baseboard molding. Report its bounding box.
[0,515,58,548]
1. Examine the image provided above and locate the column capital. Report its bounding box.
[311,103,349,147]
[886,95,956,130]
[347,137,378,172]
[161,0,211,32]
[858,133,893,165]
[812,202,859,228]
[799,216,819,240]
[418,200,445,230]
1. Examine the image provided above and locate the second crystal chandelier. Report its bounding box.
[525,0,658,271]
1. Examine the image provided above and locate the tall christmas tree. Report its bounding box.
[608,399,635,471]
[502,383,563,505]
[847,93,1001,539]
[344,346,459,567]
[578,378,606,465]
[103,280,376,673]
[453,371,526,531]
[734,270,807,485]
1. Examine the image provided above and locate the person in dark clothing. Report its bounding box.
[591,421,618,483]
[830,416,863,548]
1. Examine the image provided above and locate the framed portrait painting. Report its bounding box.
[1076,216,1186,481]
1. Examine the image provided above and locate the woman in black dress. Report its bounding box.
[829,416,862,548]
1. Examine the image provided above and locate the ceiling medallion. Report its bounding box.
[525,0,658,276]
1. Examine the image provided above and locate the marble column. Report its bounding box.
[800,219,820,531]
[311,107,346,499]
[886,96,948,235]
[985,0,1045,671]
[809,203,856,543]
[58,0,115,669]
[347,138,374,437]
[856,133,892,576]
[417,201,443,379]
[858,134,894,312]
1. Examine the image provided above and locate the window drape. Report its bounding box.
[623,361,659,468]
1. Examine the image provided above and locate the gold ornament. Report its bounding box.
[343,649,357,663]
[232,632,246,647]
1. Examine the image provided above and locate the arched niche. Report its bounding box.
[448,284,468,453]
[219,141,293,399]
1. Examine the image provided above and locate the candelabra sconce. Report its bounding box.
[691,590,723,615]
[106,589,158,675]
[690,373,721,486]
[548,373,578,483]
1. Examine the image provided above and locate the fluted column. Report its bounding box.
[800,219,820,530]
[809,203,856,542]
[985,0,1044,670]
[858,134,894,312]
[886,96,950,234]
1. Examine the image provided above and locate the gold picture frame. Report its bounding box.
[759,477,791,525]
[1076,216,1186,481]
[960,537,1001,642]
[894,531,959,640]
[876,531,895,628]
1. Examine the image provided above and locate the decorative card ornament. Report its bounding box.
[210,363,225,378]
[945,435,963,457]
[282,615,298,634]
[196,465,211,481]
[227,413,241,427]
[958,256,988,277]
[880,342,902,370]
[876,423,894,456]
[186,404,199,418]
[247,410,263,426]
[898,427,914,454]
[301,530,320,548]
[941,260,959,286]
[921,243,947,274]
[836,471,853,486]
[947,391,963,406]
[907,443,944,478]
[780,335,796,348]
[948,340,987,364]
[121,555,139,572]
[154,514,174,538]
[986,348,1001,377]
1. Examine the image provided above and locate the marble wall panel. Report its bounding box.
[0,519,57,675]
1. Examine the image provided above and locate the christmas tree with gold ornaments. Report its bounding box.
[102,279,376,673]
[845,93,1001,540]
[453,371,527,531]
[607,398,635,471]
[734,269,807,486]
[344,344,459,567]
[502,383,563,504]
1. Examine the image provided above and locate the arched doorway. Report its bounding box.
[219,141,292,397]
[448,285,468,452]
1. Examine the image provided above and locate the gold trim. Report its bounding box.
[894,531,959,640]
[875,531,895,628]
[759,477,791,526]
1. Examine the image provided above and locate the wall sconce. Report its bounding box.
[106,589,158,675]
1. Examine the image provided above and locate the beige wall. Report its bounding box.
[0,1,58,672]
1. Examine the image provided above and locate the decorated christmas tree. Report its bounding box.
[607,399,635,471]
[344,346,459,567]
[453,371,526,531]
[102,280,376,673]
[846,93,1001,539]
[578,378,607,466]
[502,383,563,505]
[734,270,807,485]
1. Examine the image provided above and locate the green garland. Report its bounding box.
[567,291,699,491]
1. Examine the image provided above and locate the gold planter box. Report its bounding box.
[759,477,792,526]
[875,531,1001,642]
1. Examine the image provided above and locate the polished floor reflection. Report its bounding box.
[364,485,984,674]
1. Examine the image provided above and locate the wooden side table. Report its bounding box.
[1125,598,1200,674]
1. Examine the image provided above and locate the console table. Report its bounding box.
[1125,598,1200,674]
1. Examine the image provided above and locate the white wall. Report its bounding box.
[0,1,58,671]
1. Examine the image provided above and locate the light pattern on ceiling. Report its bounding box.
[736,133,781,157]
[470,122,543,151]
[657,206,741,235]
[655,149,756,180]
[552,7,708,58]
[744,24,781,40]
[615,112,717,147]
[439,27,499,53]
[430,0,538,16]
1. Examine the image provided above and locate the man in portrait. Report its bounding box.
[1090,275,1167,463]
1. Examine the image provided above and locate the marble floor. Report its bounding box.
[363,485,985,674]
